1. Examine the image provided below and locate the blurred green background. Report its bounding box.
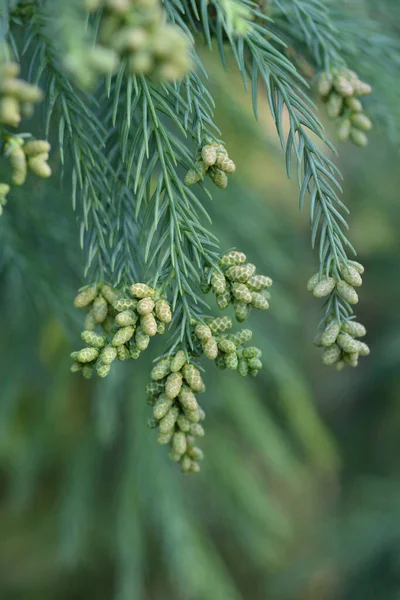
[1,49,400,600]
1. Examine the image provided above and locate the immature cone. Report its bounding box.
[130,283,155,298]
[82,365,93,379]
[351,113,372,131]
[242,347,262,359]
[195,324,212,341]
[340,264,363,287]
[153,395,173,420]
[178,386,199,411]
[92,295,108,323]
[209,167,228,189]
[201,144,217,166]
[251,292,269,310]
[208,316,232,333]
[202,338,219,360]
[151,357,172,380]
[24,140,51,156]
[115,310,137,326]
[312,278,336,298]
[337,333,360,354]
[0,96,20,126]
[113,297,137,312]
[81,330,106,348]
[97,363,111,378]
[218,338,236,354]
[137,297,155,315]
[230,329,252,345]
[155,299,172,323]
[211,270,227,294]
[232,283,252,304]
[216,291,231,310]
[341,321,366,338]
[172,431,187,455]
[101,284,119,305]
[77,347,99,363]
[28,154,52,178]
[141,313,157,336]
[74,285,98,308]
[247,275,272,291]
[170,350,187,372]
[336,280,359,304]
[220,251,247,266]
[165,372,183,399]
[350,129,368,147]
[9,145,27,186]
[159,406,179,434]
[182,364,205,393]
[135,327,150,350]
[215,153,236,174]
[101,345,118,364]
[322,345,341,365]
[117,345,130,361]
[83,311,96,331]
[320,321,340,347]
[233,301,250,322]
[225,353,238,370]
[225,265,252,284]
[112,325,135,346]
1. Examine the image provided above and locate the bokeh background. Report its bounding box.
[1,44,400,600]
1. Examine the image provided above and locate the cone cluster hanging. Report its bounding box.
[0,61,43,127]
[184,142,236,189]
[317,69,373,147]
[147,351,206,473]
[71,281,172,378]
[307,260,364,305]
[4,138,52,186]
[193,318,263,376]
[80,0,192,85]
[315,318,369,370]
[308,260,370,368]
[206,250,272,322]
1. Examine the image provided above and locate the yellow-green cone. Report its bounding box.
[112,325,135,346]
[137,297,155,315]
[220,250,246,266]
[140,313,157,336]
[170,350,186,373]
[92,296,108,323]
[154,299,172,323]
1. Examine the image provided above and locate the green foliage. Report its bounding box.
[0,0,399,597]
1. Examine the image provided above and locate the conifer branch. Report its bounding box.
[180,0,357,325]
[22,5,113,282]
[127,74,221,348]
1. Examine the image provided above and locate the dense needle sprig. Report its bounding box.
[0,0,386,473]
